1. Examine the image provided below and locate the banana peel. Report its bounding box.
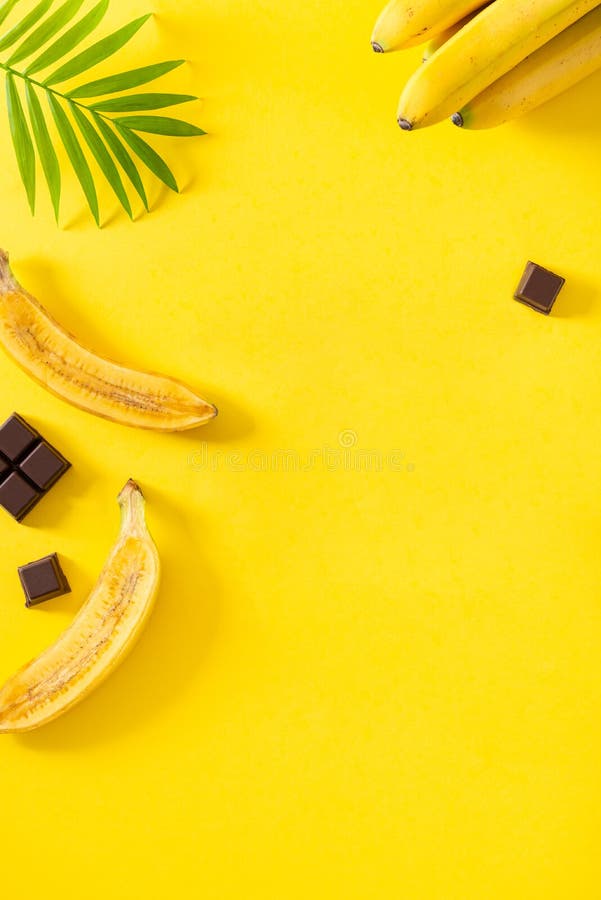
[0,250,217,431]
[0,480,159,733]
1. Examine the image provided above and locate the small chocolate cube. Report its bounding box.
[514,261,565,315]
[0,413,71,522]
[0,413,38,461]
[20,441,70,491]
[18,553,71,607]
[0,470,41,521]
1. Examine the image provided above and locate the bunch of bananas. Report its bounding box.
[371,0,601,129]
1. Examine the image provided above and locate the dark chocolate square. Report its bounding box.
[18,553,71,607]
[0,413,72,522]
[514,261,565,315]
[0,413,38,461]
[0,470,41,521]
[20,441,70,491]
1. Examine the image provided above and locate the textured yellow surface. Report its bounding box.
[1,1,601,897]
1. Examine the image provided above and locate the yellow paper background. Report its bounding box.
[1,1,601,897]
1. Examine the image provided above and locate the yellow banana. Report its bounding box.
[452,4,601,128]
[0,480,159,733]
[421,5,489,62]
[0,250,217,431]
[371,0,486,51]
[397,0,599,129]
[422,23,462,62]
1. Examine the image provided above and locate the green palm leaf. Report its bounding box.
[67,59,184,97]
[26,0,108,75]
[45,13,150,85]
[91,92,195,112]
[115,122,179,193]
[9,0,83,64]
[70,102,131,218]
[6,71,35,212]
[0,0,21,29]
[48,92,99,224]
[1,2,204,224]
[0,0,53,52]
[116,115,205,137]
[92,112,148,210]
[25,81,60,220]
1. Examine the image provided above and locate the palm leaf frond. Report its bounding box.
[44,13,150,85]
[68,59,185,98]
[70,101,131,218]
[115,122,179,193]
[115,115,205,137]
[0,0,52,52]
[26,0,108,74]
[91,92,196,113]
[0,0,205,225]
[93,111,148,209]
[48,90,99,223]
[6,70,35,211]
[25,80,60,219]
[9,0,84,64]
[0,0,22,29]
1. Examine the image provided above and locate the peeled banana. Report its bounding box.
[452,3,601,128]
[371,0,485,52]
[397,0,599,129]
[0,480,159,733]
[0,250,217,431]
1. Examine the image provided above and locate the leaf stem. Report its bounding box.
[0,58,113,123]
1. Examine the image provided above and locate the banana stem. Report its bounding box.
[118,479,147,535]
[0,249,14,290]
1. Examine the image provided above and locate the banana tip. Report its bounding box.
[371,41,384,53]
[451,112,464,127]
[120,478,143,498]
[397,117,413,131]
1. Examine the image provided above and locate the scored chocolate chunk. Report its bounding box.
[0,470,41,521]
[20,441,70,491]
[0,413,38,461]
[0,413,71,522]
[514,261,565,315]
[18,553,71,607]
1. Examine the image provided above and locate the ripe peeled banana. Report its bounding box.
[452,3,601,128]
[396,0,600,130]
[371,0,485,52]
[0,480,159,733]
[0,250,217,431]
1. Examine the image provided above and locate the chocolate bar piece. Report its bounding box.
[0,413,71,522]
[20,441,70,490]
[0,413,38,460]
[514,261,565,315]
[18,553,71,607]
[0,471,40,521]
